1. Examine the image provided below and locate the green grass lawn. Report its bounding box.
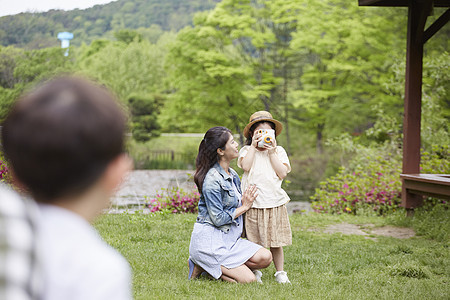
[95,207,449,299]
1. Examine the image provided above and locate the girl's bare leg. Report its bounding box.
[270,247,284,271]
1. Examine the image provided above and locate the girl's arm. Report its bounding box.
[265,140,289,179]
[268,149,288,179]
[239,133,262,172]
[239,145,257,172]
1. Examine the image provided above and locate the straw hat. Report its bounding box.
[243,111,283,138]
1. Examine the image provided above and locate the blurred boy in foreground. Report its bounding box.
[2,76,133,300]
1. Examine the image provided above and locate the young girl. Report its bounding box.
[238,111,292,284]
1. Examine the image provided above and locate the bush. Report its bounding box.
[311,155,402,215]
[311,145,449,216]
[148,187,200,214]
[0,152,10,183]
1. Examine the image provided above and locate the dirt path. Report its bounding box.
[310,222,415,239]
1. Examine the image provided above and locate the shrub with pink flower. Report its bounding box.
[311,156,402,215]
[148,187,200,214]
[311,145,449,215]
[0,153,9,183]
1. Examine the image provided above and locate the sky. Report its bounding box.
[0,0,117,17]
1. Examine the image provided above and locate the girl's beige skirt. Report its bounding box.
[244,204,292,248]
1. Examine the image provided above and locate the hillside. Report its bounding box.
[0,0,218,49]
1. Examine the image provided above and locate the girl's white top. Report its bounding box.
[238,145,291,208]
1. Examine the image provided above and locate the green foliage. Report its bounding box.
[114,29,143,44]
[138,159,192,170]
[311,97,448,215]
[0,46,25,88]
[409,205,450,242]
[287,149,341,201]
[388,263,430,279]
[13,47,74,83]
[162,20,255,135]
[0,85,23,123]
[76,35,172,102]
[162,0,308,145]
[290,2,406,150]
[0,151,10,183]
[128,94,162,142]
[0,45,75,122]
[311,156,402,215]
[126,135,200,170]
[383,52,450,151]
[94,212,450,298]
[311,138,449,215]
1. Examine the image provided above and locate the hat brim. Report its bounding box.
[243,118,283,138]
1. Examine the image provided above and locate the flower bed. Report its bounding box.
[148,187,200,214]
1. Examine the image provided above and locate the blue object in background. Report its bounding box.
[57,32,74,56]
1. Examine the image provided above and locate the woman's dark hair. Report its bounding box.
[245,121,275,145]
[1,76,127,203]
[194,126,231,192]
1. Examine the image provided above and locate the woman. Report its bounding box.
[189,127,272,283]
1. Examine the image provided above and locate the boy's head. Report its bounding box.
[2,76,127,203]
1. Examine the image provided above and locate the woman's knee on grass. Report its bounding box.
[239,272,257,284]
[221,265,256,284]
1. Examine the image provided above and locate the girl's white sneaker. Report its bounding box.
[253,270,263,284]
[274,271,291,284]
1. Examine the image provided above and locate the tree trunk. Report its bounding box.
[282,63,291,155]
[258,48,270,111]
[234,124,244,146]
[316,124,324,154]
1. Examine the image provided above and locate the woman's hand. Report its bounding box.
[234,184,258,219]
[241,184,258,210]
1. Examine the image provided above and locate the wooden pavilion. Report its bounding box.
[358,0,450,212]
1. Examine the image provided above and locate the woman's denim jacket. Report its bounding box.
[196,163,242,233]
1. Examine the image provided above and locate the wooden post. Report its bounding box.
[401,2,431,210]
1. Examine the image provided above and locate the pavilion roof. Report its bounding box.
[358,0,450,7]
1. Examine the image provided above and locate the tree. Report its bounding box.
[13,47,73,84]
[76,34,173,142]
[162,15,255,142]
[128,94,162,142]
[0,46,24,88]
[114,29,143,44]
[0,46,74,122]
[76,34,172,102]
[164,0,303,148]
[290,1,406,153]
